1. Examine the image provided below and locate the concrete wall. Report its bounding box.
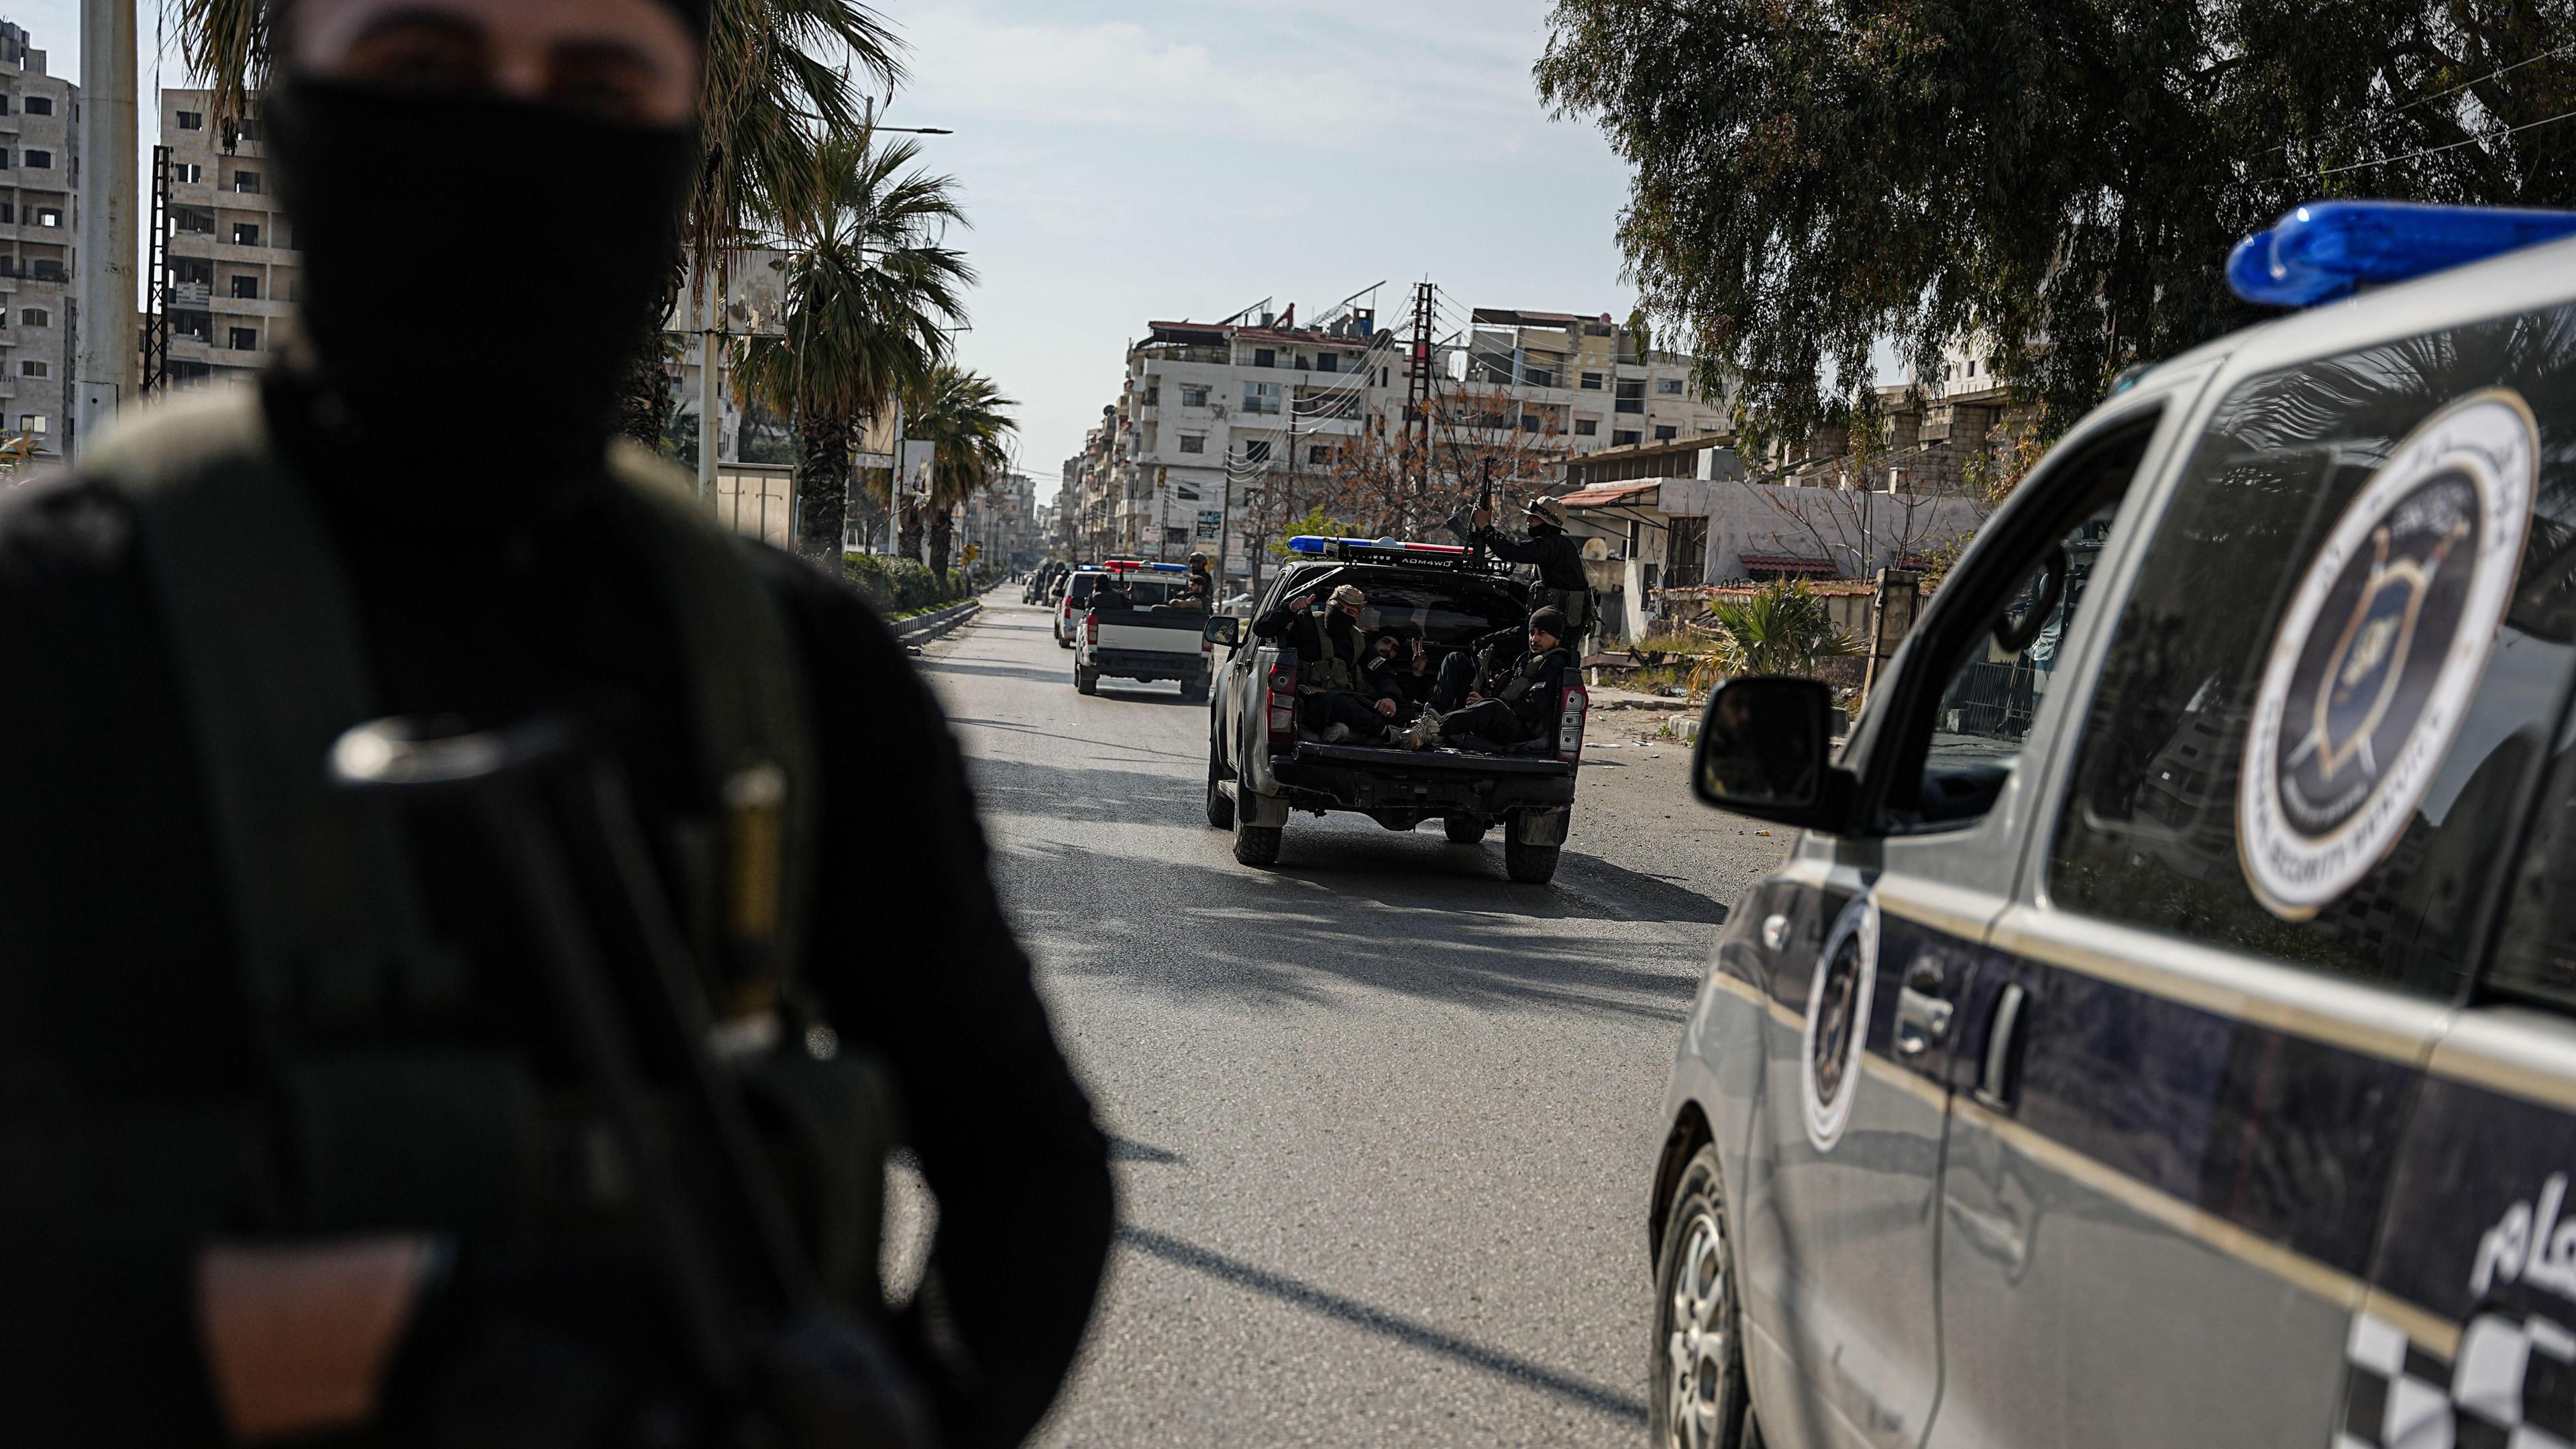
[1657,478,1984,582]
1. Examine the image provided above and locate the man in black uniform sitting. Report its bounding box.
[1253,583,1396,742]
[1403,608,1576,751]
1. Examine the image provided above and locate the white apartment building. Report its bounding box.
[159,87,297,389]
[0,23,77,451]
[1104,298,1731,584]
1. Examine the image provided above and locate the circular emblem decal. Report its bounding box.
[2239,389,2537,920]
[1801,895,1880,1152]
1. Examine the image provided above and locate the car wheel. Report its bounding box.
[1443,816,1487,845]
[1232,808,1281,868]
[1205,743,1236,830]
[1181,673,1210,704]
[1653,1144,1751,1449]
[1503,833,1560,884]
[1076,665,1099,695]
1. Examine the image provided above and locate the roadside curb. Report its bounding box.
[893,599,981,646]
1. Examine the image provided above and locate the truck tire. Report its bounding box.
[1057,632,1072,649]
[1232,810,1282,868]
[1443,816,1487,845]
[1205,744,1235,830]
[1181,671,1210,704]
[1075,664,1099,695]
[1504,833,1560,884]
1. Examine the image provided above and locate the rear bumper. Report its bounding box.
[1085,647,1205,681]
[1269,742,1576,816]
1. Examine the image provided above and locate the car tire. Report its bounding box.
[1503,833,1560,884]
[1076,665,1099,695]
[1443,816,1487,845]
[1181,672,1210,704]
[1652,1143,1752,1449]
[1205,744,1236,830]
[1232,810,1281,868]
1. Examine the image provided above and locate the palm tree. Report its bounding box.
[902,366,1016,580]
[1690,580,1862,698]
[175,0,906,449]
[734,131,971,562]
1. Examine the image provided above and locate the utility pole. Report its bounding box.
[1403,280,1437,502]
[72,0,138,455]
[695,259,722,503]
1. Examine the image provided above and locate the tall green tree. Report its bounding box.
[903,366,1016,579]
[735,132,973,563]
[1537,1,2576,445]
[176,0,906,448]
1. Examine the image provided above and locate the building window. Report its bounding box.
[1581,372,1603,390]
[176,162,202,183]
[1664,517,1709,588]
[232,223,260,246]
[1180,383,1208,408]
[19,308,44,327]
[1307,444,1328,465]
[33,208,58,228]
[24,150,50,169]
[228,326,259,352]
[1657,377,1685,395]
[1252,347,1276,368]
[29,259,60,280]
[230,275,260,299]
[174,258,211,286]
[237,118,262,142]
[17,360,41,378]
[1613,429,1642,447]
[21,96,49,115]
[1615,379,1645,414]
[1242,380,1281,416]
[0,204,14,225]
[1142,382,1159,407]
[1243,439,1273,463]
[1179,432,1205,455]
[0,150,12,169]
[1574,418,1599,437]
[1521,415,1544,433]
[232,170,260,194]
[175,109,203,130]
[176,207,213,234]
[1655,425,1679,441]
[1317,352,1338,374]
[17,414,45,435]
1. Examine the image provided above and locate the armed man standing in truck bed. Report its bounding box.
[0,0,1112,1440]
[1470,494,1595,646]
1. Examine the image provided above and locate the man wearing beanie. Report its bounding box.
[1252,581,1400,742]
[1402,606,1578,753]
[0,0,1110,1441]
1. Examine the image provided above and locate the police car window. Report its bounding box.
[1887,425,2152,829]
[2051,305,2576,998]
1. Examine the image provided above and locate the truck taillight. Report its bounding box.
[1265,659,1299,739]
[1086,614,1099,644]
[1558,684,1588,764]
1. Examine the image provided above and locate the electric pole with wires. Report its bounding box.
[1404,281,1437,502]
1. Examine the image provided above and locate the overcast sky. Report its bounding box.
[875,0,1641,481]
[16,0,1643,476]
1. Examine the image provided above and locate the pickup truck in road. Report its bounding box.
[1075,562,1212,699]
[1202,536,1587,883]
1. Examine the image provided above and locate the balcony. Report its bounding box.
[173,281,211,307]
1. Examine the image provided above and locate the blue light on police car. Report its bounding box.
[1286,535,1331,555]
[2229,201,2576,307]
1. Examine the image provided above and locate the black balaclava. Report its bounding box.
[265,76,698,498]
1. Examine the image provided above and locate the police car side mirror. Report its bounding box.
[1203,615,1242,649]
[1691,677,1857,832]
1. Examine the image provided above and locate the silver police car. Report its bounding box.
[1653,203,2576,1449]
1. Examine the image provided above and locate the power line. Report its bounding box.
[2311,39,2576,149]
[2318,99,2576,176]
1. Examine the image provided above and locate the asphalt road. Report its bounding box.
[902,592,1792,1446]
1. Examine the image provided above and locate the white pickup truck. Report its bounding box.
[1073,563,1213,700]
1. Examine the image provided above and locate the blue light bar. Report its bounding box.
[1284,535,1474,557]
[1146,562,1189,572]
[2229,201,2576,307]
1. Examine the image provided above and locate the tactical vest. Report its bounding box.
[1499,648,1564,704]
[80,390,890,1310]
[1303,612,1359,693]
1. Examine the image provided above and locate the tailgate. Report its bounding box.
[1290,743,1573,777]
[1092,610,1204,652]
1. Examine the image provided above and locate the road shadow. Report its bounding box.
[918,657,1075,686]
[1113,1224,1646,1424]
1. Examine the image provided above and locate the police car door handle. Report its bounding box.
[1895,962,1953,1057]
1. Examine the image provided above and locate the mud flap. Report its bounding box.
[1516,807,1569,845]
[1232,785,1291,828]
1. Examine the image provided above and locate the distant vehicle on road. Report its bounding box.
[1075,561,1210,699]
[1647,204,2576,1449]
[1051,569,1104,647]
[1203,536,1585,882]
